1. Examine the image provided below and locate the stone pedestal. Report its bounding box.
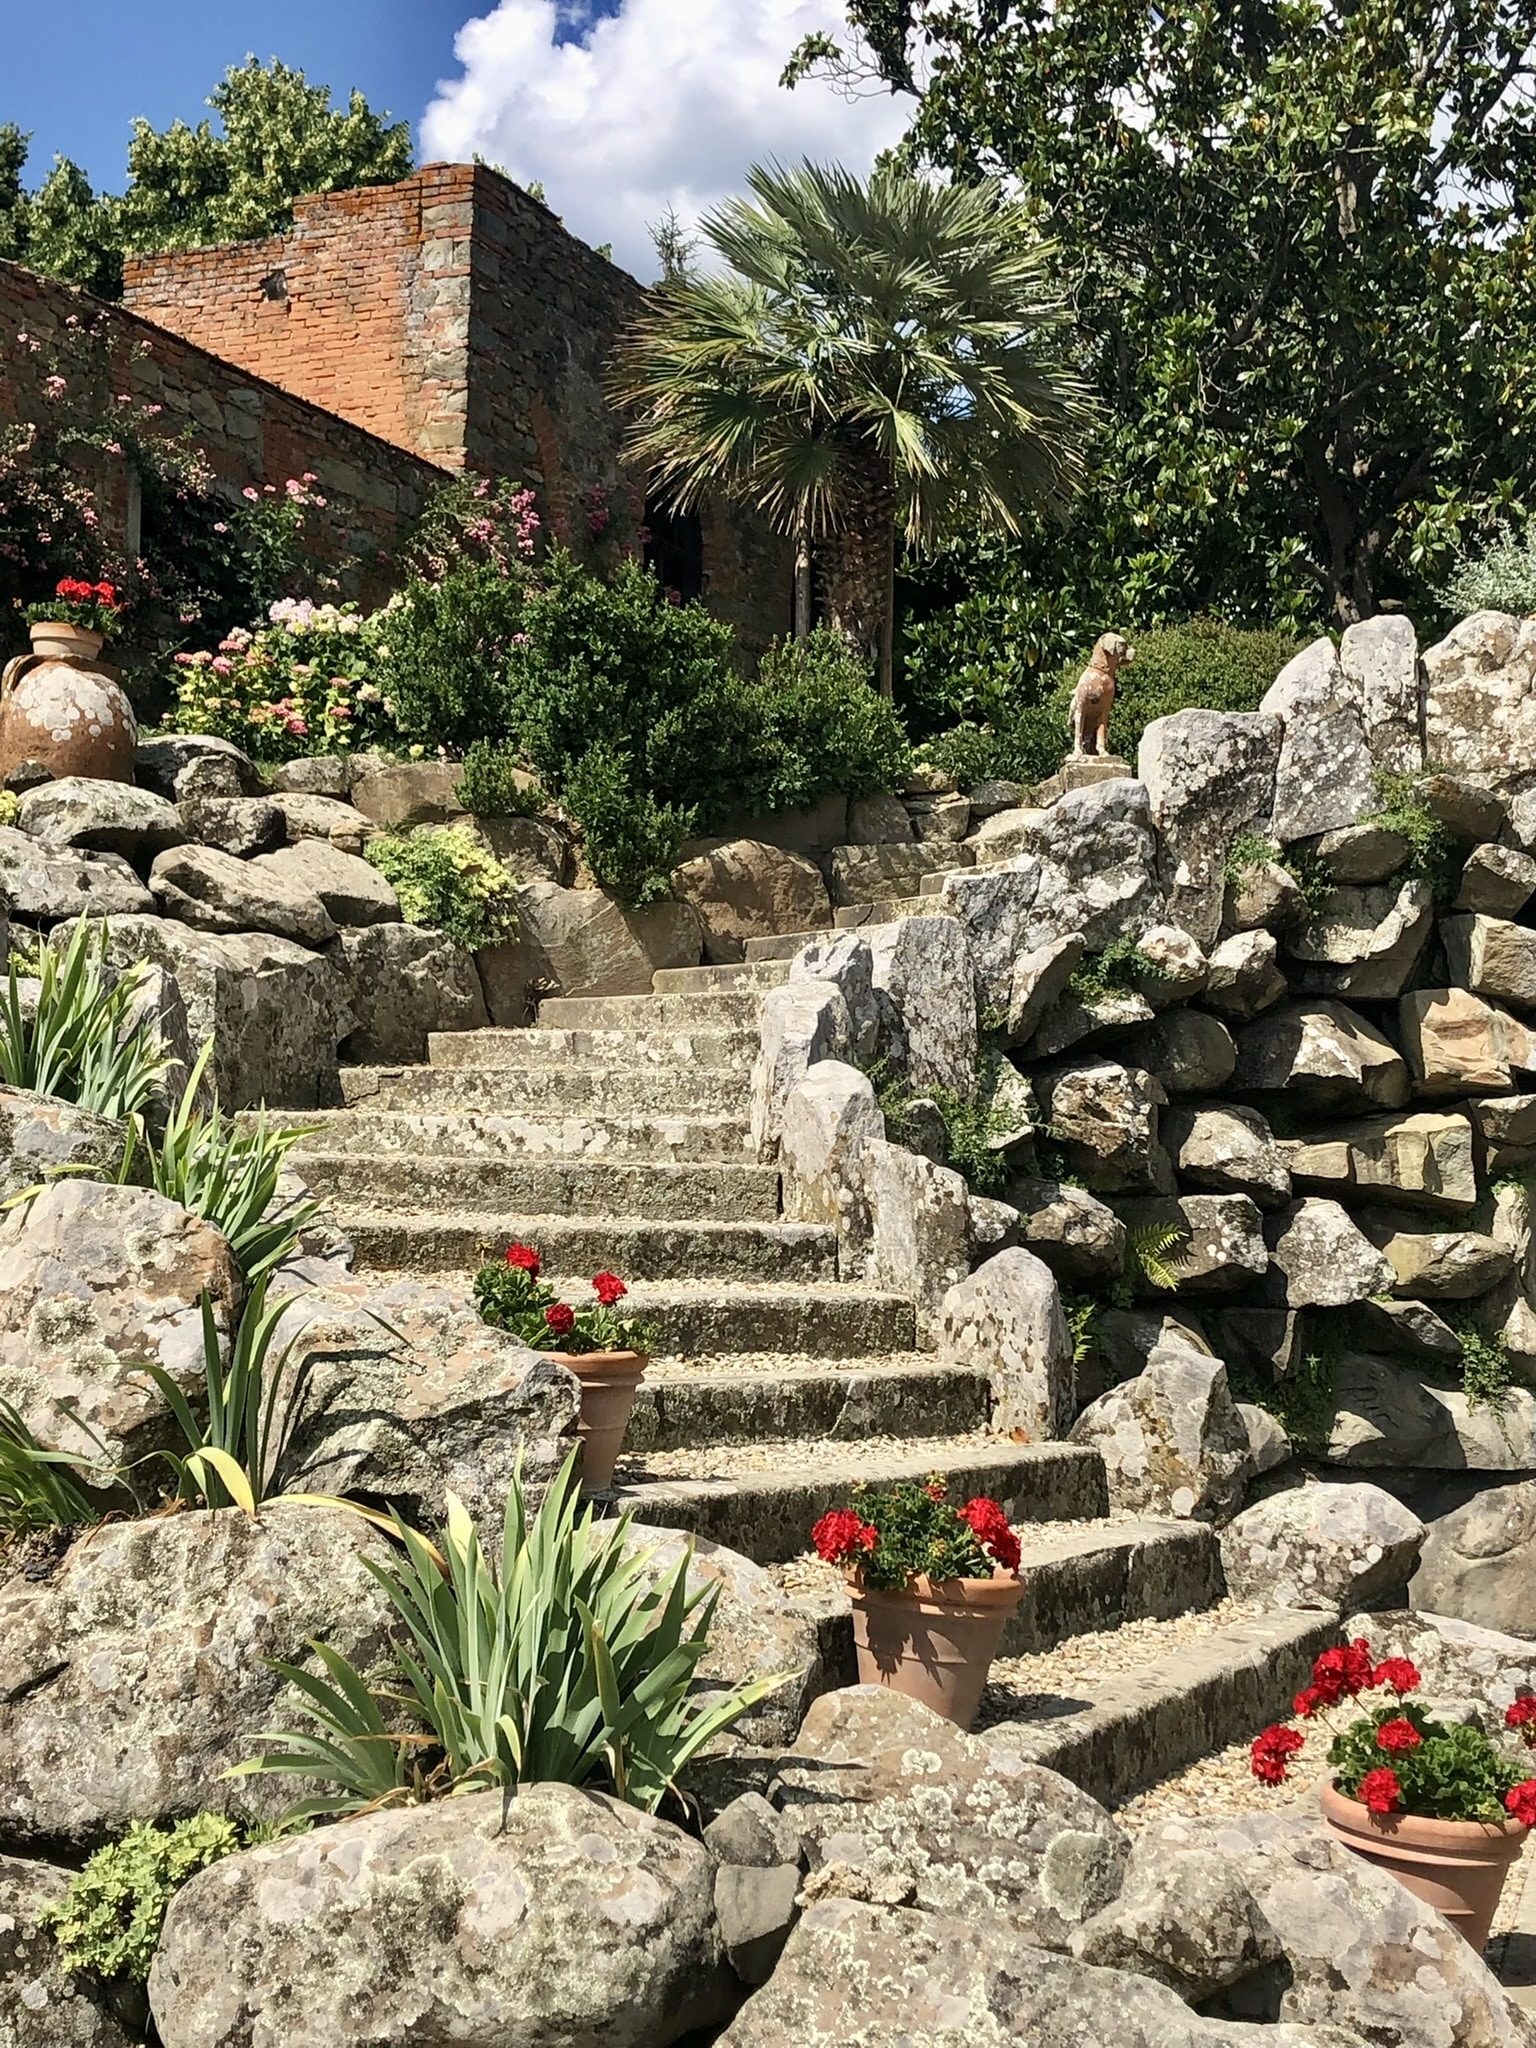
[1031,755,1134,805]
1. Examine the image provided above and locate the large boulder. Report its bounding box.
[1357,1209,1515,1299]
[1326,1352,1536,1470]
[1261,638,1377,842]
[62,916,347,1109]
[788,931,881,1061]
[1263,1199,1395,1307]
[1458,843,1536,918]
[1069,1343,1252,1521]
[135,734,265,801]
[1285,879,1434,1000]
[1070,1842,1283,2003]
[1219,1481,1425,1610]
[1347,1608,1536,1728]
[1006,934,1086,1043]
[0,1852,137,2046]
[1340,613,1422,776]
[1398,987,1536,1098]
[938,1247,1074,1440]
[779,1060,883,1272]
[863,1139,973,1323]
[1163,1104,1292,1208]
[15,777,185,865]
[348,759,468,830]
[750,980,851,1154]
[1148,1810,1536,2047]
[0,828,154,923]
[1138,710,1281,947]
[1409,1478,1536,1637]
[1006,1177,1128,1285]
[671,838,831,963]
[1035,1059,1173,1193]
[776,1687,1127,1947]
[0,1505,396,1851]
[477,880,701,1022]
[0,1179,240,1472]
[1421,610,1536,782]
[178,793,285,859]
[149,1783,733,2048]
[1443,913,1536,1013]
[0,1086,127,1203]
[1116,1194,1269,1296]
[1281,1111,1478,1213]
[717,1898,1345,2048]
[270,1274,580,1524]
[1233,1001,1409,1110]
[338,923,488,1065]
[148,844,337,947]
[266,792,375,847]
[1203,930,1288,1019]
[248,839,400,926]
[866,915,978,1096]
[1122,1010,1238,1097]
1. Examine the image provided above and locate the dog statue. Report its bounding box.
[1069,631,1135,758]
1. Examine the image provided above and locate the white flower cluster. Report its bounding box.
[267,598,367,636]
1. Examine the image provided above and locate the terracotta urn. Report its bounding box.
[1319,1779,1527,1950]
[848,1568,1025,1729]
[550,1348,648,1493]
[0,628,137,785]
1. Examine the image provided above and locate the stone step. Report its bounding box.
[301,1153,780,1221]
[536,990,766,1032]
[993,1609,1343,1808]
[832,896,958,929]
[742,929,836,963]
[827,840,974,908]
[341,1064,753,1117]
[793,1520,1225,1677]
[337,1213,840,1283]
[651,960,791,994]
[427,1025,760,1071]
[918,867,969,896]
[625,1358,992,1453]
[295,1105,754,1164]
[612,1440,1107,1561]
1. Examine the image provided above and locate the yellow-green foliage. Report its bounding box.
[363,826,519,951]
[43,1813,248,1984]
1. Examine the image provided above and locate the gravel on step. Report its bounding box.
[613,1426,1001,1484]
[642,1349,923,1384]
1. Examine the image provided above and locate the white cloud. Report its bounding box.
[420,0,910,278]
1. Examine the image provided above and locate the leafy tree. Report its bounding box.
[611,159,1096,694]
[789,0,1536,630]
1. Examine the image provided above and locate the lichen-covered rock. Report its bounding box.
[1340,612,1421,776]
[1116,1195,1269,1296]
[149,1784,732,2048]
[1028,988,1155,1060]
[1139,710,1280,947]
[1458,843,1536,918]
[788,931,881,1061]
[1261,638,1377,842]
[1358,1209,1514,1299]
[149,843,337,946]
[1122,1010,1237,1097]
[671,838,831,964]
[749,980,852,1154]
[1223,857,1307,936]
[1233,1001,1409,1110]
[0,1178,239,1472]
[1398,987,1536,1097]
[1219,1481,1424,1610]
[1147,1809,1536,2048]
[938,1247,1074,1440]
[1005,935,1085,1044]
[1282,1111,1477,1213]
[338,922,488,1064]
[0,827,155,922]
[0,1086,128,1203]
[776,1687,1127,1946]
[1409,1478,1536,1637]
[0,1506,396,1851]
[249,839,400,926]
[134,734,264,801]
[1203,930,1288,1019]
[0,1853,138,2047]
[1133,923,1209,1003]
[348,759,468,830]
[1421,610,1536,782]
[1005,1177,1127,1284]
[863,1139,973,1323]
[780,1059,883,1270]
[1070,1843,1282,2002]
[1164,1104,1292,1208]
[717,1899,1344,2048]
[1286,879,1434,1000]
[16,777,185,864]
[178,794,285,859]
[1443,912,1536,1013]
[866,915,977,1096]
[1036,1059,1173,1193]
[1326,1352,1536,1470]
[1069,1344,1252,1521]
[1016,777,1165,949]
[1308,820,1411,884]
[1263,1198,1395,1308]
[1347,1608,1536,1727]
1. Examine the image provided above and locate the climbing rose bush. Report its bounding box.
[811,1477,1023,1591]
[1250,1640,1536,1825]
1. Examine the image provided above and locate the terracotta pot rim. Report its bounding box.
[1320,1778,1528,1843]
[547,1347,649,1371]
[849,1568,1025,1610]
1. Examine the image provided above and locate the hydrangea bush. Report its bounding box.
[169,597,399,759]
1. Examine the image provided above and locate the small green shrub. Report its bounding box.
[43,1813,249,1985]
[234,1455,792,1817]
[861,1054,1014,1197]
[562,745,695,908]
[379,565,528,750]
[0,791,17,828]
[1224,830,1276,882]
[0,921,173,1118]
[1443,521,1536,620]
[754,630,912,809]
[1068,935,1159,1003]
[1451,1319,1514,1411]
[454,740,546,818]
[364,827,520,951]
[1369,772,1461,901]
[1280,842,1337,913]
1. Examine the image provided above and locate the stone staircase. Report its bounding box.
[293,943,1341,1806]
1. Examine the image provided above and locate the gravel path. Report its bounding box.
[642,1350,941,1384]
[613,1426,1003,1483]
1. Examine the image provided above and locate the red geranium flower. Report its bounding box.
[592,1271,627,1306]
[958,1496,1022,1574]
[505,1242,541,1274]
[1371,1657,1421,1696]
[1249,1724,1305,1785]
[1505,1779,1536,1828]
[544,1302,575,1336]
[1359,1767,1402,1815]
[93,581,117,605]
[811,1509,878,1566]
[1506,1695,1536,1734]
[1306,1639,1375,1708]
[1376,1717,1422,1753]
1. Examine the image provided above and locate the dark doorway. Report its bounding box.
[643,499,704,602]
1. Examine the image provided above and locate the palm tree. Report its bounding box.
[610,161,1098,697]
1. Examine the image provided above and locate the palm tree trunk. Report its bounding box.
[822,453,899,693]
[794,514,812,643]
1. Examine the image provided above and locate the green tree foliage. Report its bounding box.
[0,61,411,297]
[612,160,1096,693]
[792,0,1536,637]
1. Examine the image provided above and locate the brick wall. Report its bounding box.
[2,257,447,605]
[125,164,793,652]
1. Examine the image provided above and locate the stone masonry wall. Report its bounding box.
[1,258,445,604]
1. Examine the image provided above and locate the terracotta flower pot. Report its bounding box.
[550,1348,648,1493]
[849,1569,1025,1730]
[0,645,136,785]
[28,621,104,663]
[1319,1779,1528,1950]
